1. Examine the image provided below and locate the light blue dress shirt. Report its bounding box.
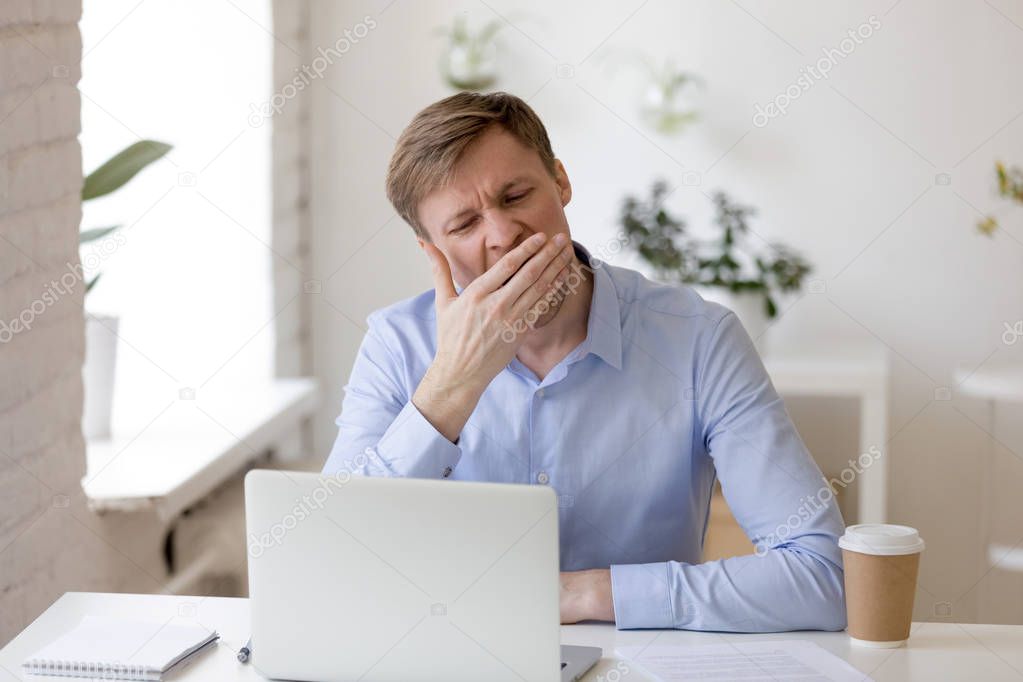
[323,239,847,632]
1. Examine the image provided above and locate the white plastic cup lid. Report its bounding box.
[839,524,925,556]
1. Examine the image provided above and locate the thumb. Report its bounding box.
[423,242,457,302]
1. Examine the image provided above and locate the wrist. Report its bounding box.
[412,364,485,444]
[590,568,615,622]
[422,361,487,403]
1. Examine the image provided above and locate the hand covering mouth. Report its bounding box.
[501,263,524,288]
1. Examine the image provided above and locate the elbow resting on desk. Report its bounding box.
[761,546,848,633]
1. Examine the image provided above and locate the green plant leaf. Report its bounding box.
[477,19,504,45]
[82,140,172,201]
[79,225,121,245]
[85,272,102,294]
[977,216,999,236]
[620,178,812,304]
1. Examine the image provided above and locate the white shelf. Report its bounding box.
[763,345,890,524]
[764,345,889,398]
[954,361,1023,580]
[955,361,1023,402]
[83,378,319,522]
[989,543,1023,573]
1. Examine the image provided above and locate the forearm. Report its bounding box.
[610,546,846,632]
[324,311,492,480]
[411,362,488,444]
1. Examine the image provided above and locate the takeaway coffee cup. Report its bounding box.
[838,524,925,648]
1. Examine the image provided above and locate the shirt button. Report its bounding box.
[536,388,545,398]
[442,466,453,478]
[536,471,549,484]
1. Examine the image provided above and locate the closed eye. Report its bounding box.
[452,216,478,234]
[450,189,530,234]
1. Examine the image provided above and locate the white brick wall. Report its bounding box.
[271,0,314,461]
[0,1,164,646]
[271,0,312,381]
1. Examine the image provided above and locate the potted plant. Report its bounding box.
[640,58,702,135]
[435,14,503,91]
[977,160,1023,236]
[81,139,171,439]
[619,180,812,344]
[594,49,702,135]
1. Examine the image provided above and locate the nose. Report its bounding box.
[484,209,532,257]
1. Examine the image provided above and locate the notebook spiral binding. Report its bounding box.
[24,658,159,680]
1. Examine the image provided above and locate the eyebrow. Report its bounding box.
[443,176,532,232]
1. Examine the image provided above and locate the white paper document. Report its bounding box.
[616,640,874,682]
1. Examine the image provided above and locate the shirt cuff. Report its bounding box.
[374,400,463,479]
[610,562,675,630]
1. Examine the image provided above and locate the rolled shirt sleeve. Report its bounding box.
[610,311,848,632]
[322,312,463,480]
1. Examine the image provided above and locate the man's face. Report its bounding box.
[416,125,572,291]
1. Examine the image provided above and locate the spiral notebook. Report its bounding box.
[22,615,219,680]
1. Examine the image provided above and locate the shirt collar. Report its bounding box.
[450,238,624,371]
[570,239,623,370]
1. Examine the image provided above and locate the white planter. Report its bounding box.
[82,313,119,440]
[441,41,497,90]
[693,288,772,351]
[641,82,697,134]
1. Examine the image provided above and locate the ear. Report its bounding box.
[554,159,572,207]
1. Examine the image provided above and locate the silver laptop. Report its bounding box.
[245,470,601,682]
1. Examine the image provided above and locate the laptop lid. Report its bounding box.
[245,469,563,682]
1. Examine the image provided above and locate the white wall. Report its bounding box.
[305,0,1023,624]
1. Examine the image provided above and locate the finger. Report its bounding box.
[512,241,575,313]
[423,242,457,303]
[500,235,572,305]
[467,232,549,296]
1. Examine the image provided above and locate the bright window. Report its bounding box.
[80,1,274,422]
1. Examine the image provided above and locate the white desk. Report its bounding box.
[2,593,1022,681]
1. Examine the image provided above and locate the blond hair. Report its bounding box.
[385,91,557,241]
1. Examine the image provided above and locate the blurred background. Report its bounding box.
[2,0,1023,645]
